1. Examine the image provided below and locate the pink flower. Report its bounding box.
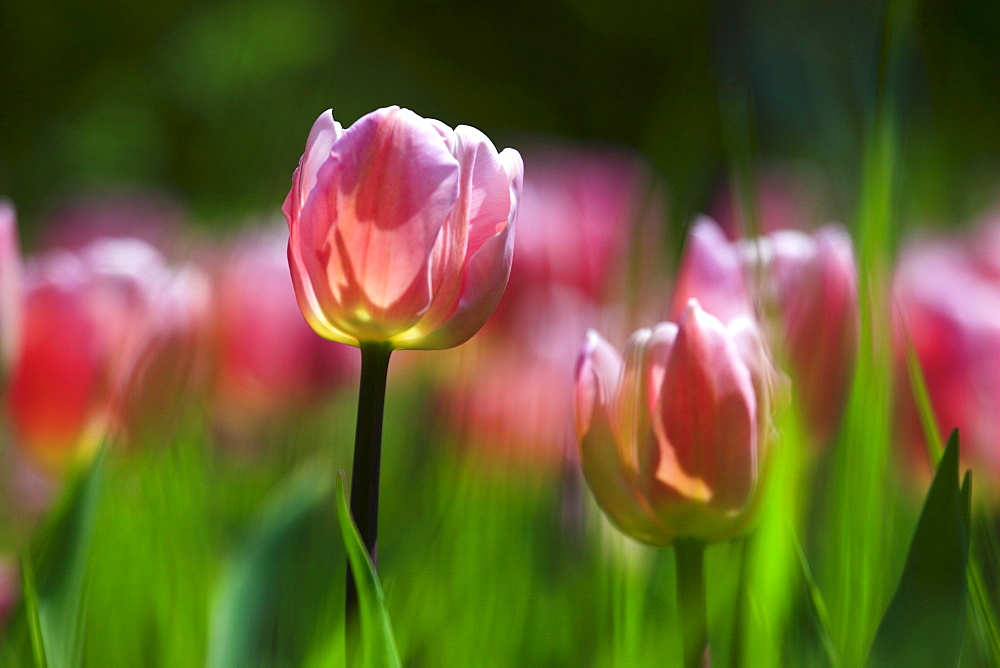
[6,237,208,470]
[741,225,858,441]
[0,200,21,373]
[574,300,774,544]
[283,106,523,350]
[440,146,663,467]
[211,227,356,432]
[672,217,858,442]
[670,217,754,325]
[894,227,1000,481]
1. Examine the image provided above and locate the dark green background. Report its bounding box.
[1,0,997,233]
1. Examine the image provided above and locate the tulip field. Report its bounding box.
[2,1,1000,666]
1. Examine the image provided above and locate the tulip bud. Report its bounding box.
[671,217,753,325]
[673,217,859,443]
[575,300,775,544]
[283,106,523,350]
[741,225,859,441]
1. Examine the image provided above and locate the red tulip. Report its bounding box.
[211,227,356,431]
[283,106,523,350]
[574,300,774,544]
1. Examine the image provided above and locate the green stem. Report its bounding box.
[675,539,708,668]
[345,341,392,660]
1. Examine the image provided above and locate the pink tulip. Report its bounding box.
[673,217,858,442]
[441,146,663,467]
[501,147,650,308]
[6,237,208,470]
[894,231,1000,481]
[0,200,21,372]
[211,227,356,431]
[574,300,774,544]
[741,225,859,441]
[283,106,523,350]
[671,217,753,325]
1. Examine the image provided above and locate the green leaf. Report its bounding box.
[24,446,107,668]
[207,466,336,668]
[335,471,400,668]
[868,430,971,667]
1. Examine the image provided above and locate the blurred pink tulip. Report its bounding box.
[442,146,664,466]
[671,217,753,325]
[500,147,651,311]
[741,225,859,441]
[673,217,858,442]
[6,237,208,470]
[211,228,356,432]
[574,300,775,544]
[283,106,523,350]
[894,228,1000,481]
[0,200,21,372]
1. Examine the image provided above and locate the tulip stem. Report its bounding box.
[675,539,708,668]
[345,341,393,657]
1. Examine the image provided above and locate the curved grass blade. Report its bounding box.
[207,466,334,668]
[335,472,400,668]
[26,446,107,668]
[868,430,970,666]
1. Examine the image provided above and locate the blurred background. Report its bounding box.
[2,0,1000,665]
[2,0,999,234]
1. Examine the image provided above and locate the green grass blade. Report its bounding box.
[206,466,334,668]
[29,446,106,668]
[335,472,400,668]
[868,430,970,666]
[18,556,46,668]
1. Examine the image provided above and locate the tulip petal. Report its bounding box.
[651,300,758,527]
[327,106,459,325]
[575,331,673,545]
[672,217,752,324]
[398,148,522,350]
[8,281,103,471]
[575,329,624,440]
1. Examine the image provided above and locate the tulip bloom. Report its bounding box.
[740,225,858,441]
[672,217,858,442]
[284,106,523,350]
[894,229,1000,482]
[211,228,355,432]
[574,300,774,544]
[6,237,208,470]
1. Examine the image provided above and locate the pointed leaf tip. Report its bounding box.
[868,429,970,667]
[336,472,401,668]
